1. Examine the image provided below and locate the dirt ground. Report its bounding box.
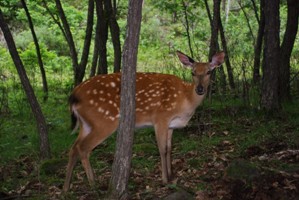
[1,137,298,200]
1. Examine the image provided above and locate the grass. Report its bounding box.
[1,80,299,198]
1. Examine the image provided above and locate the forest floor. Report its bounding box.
[1,105,299,199]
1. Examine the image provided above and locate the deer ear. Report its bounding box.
[176,51,195,67]
[210,51,225,70]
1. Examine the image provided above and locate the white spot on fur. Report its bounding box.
[110,82,116,87]
[98,107,104,113]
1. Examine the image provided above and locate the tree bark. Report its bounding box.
[253,0,265,83]
[77,0,94,83]
[278,0,299,102]
[42,0,67,40]
[261,0,280,112]
[182,0,194,58]
[104,0,122,73]
[54,0,80,85]
[237,0,255,43]
[90,2,101,77]
[0,9,50,159]
[21,0,48,101]
[96,0,109,75]
[209,0,221,60]
[204,0,212,26]
[250,0,260,24]
[219,17,235,90]
[208,0,227,95]
[109,0,143,199]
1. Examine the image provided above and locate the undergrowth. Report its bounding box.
[0,84,299,199]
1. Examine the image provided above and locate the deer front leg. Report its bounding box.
[166,129,173,180]
[155,124,170,184]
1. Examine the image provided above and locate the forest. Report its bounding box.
[0,0,299,199]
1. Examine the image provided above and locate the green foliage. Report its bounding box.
[1,1,299,198]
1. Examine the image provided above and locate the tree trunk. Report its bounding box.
[204,0,212,26]
[96,0,109,75]
[237,0,255,43]
[21,0,48,101]
[77,0,94,83]
[182,0,194,58]
[42,0,67,40]
[253,0,265,83]
[208,0,227,95]
[219,17,235,90]
[209,0,221,60]
[278,0,299,102]
[90,3,101,77]
[250,0,260,24]
[54,0,80,85]
[104,0,122,73]
[109,0,143,199]
[0,9,50,159]
[261,0,280,112]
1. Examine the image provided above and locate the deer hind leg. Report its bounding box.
[77,123,117,187]
[63,123,90,192]
[155,124,173,184]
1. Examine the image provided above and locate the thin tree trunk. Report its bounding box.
[237,0,255,43]
[261,0,280,112]
[209,0,221,60]
[54,0,80,85]
[204,0,213,27]
[182,0,193,58]
[77,0,94,83]
[253,0,265,83]
[104,0,121,73]
[0,9,50,159]
[42,0,67,41]
[208,0,227,96]
[278,0,299,102]
[250,0,260,24]
[109,0,143,198]
[219,17,235,90]
[21,0,48,101]
[90,2,101,77]
[96,0,109,75]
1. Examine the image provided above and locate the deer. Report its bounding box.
[63,51,225,192]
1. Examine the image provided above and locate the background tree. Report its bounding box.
[0,8,50,159]
[105,0,121,73]
[42,0,94,85]
[253,0,265,83]
[109,0,143,198]
[208,0,227,95]
[181,0,194,58]
[218,9,235,90]
[260,0,280,112]
[278,0,299,102]
[20,0,48,101]
[90,0,121,76]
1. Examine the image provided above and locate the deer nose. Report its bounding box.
[195,85,205,95]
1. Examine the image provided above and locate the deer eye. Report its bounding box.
[191,71,195,76]
[207,70,212,75]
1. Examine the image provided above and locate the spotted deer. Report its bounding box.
[63,51,225,191]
